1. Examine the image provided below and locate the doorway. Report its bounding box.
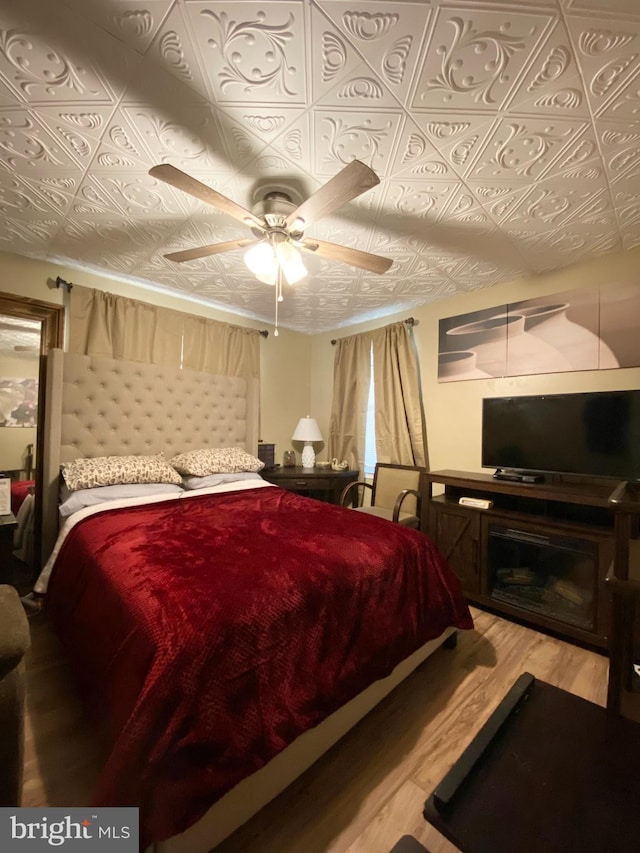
[0,292,64,572]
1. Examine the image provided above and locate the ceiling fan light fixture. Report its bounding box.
[276,241,307,285]
[244,241,278,285]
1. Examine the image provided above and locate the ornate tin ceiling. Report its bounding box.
[1,0,639,333]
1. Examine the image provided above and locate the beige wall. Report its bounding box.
[3,246,640,476]
[0,250,311,461]
[310,245,640,475]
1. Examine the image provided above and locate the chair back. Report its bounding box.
[372,463,423,516]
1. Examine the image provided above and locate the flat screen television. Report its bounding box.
[482,390,640,481]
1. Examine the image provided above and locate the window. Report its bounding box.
[363,345,376,476]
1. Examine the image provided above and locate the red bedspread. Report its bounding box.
[46,486,472,846]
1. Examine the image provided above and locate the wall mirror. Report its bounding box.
[0,292,64,573]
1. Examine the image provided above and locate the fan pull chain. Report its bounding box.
[274,267,282,336]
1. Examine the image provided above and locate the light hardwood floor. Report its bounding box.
[22,606,609,852]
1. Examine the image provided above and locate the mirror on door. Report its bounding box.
[0,313,41,461]
[0,292,64,582]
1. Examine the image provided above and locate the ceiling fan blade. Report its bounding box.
[286,160,380,230]
[299,239,392,274]
[150,165,265,231]
[164,238,256,263]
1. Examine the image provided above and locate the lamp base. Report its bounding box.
[301,444,316,469]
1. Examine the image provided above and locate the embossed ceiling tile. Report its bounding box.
[316,1,434,106]
[145,3,212,101]
[505,18,590,116]
[29,105,104,166]
[621,228,640,249]
[32,104,116,145]
[611,175,640,226]
[517,225,621,268]
[395,113,498,180]
[540,125,602,178]
[0,76,21,107]
[311,108,402,177]
[0,215,61,249]
[564,14,640,115]
[388,120,457,181]
[409,6,556,112]
[596,71,640,122]
[221,106,312,173]
[499,180,607,232]
[184,218,248,251]
[0,106,92,173]
[598,124,640,183]
[0,10,128,105]
[0,172,70,219]
[314,58,403,108]
[19,179,77,222]
[123,104,232,171]
[381,179,460,225]
[465,116,587,182]
[85,171,193,219]
[566,0,640,16]
[303,214,371,247]
[63,0,173,55]
[463,179,536,223]
[185,2,308,105]
[241,142,310,181]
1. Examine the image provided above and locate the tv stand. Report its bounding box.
[424,470,618,649]
[492,469,543,484]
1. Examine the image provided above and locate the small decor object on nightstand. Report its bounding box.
[292,416,323,469]
[257,442,275,469]
[331,458,348,471]
[283,450,296,468]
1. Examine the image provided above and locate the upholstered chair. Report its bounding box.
[340,463,425,529]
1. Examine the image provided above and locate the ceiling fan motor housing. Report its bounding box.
[251,191,301,237]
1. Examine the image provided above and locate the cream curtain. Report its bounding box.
[69,285,181,365]
[182,316,260,379]
[328,332,372,472]
[69,286,261,381]
[371,322,426,466]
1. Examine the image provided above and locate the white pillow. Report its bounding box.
[171,447,264,477]
[59,483,184,517]
[62,452,182,491]
[182,472,264,491]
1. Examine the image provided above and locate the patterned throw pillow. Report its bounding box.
[62,452,183,491]
[170,447,264,477]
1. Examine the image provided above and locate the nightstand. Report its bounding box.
[262,466,358,505]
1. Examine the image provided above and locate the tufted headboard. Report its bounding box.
[41,349,259,565]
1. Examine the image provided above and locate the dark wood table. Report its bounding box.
[0,512,18,582]
[424,673,640,853]
[261,466,358,505]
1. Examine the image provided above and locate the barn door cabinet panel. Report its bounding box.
[429,501,480,595]
[424,470,616,649]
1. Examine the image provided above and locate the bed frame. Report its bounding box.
[39,347,455,853]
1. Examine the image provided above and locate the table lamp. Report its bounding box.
[292,416,323,469]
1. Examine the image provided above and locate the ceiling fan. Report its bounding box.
[149,160,393,288]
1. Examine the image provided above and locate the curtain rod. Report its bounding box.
[330,316,416,345]
[54,276,269,337]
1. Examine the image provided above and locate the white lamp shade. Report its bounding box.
[292,416,323,442]
[244,242,277,285]
[276,241,307,285]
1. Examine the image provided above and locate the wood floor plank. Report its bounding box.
[22,606,609,852]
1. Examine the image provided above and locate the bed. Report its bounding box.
[39,349,473,853]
